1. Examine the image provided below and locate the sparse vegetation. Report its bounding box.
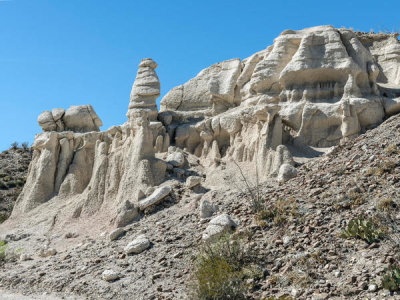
[377,197,397,212]
[340,217,384,244]
[0,211,9,223]
[190,233,259,300]
[232,159,263,213]
[0,240,8,262]
[10,142,19,150]
[21,142,29,150]
[382,264,400,292]
[256,197,298,227]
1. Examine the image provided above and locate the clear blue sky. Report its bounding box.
[0,0,399,151]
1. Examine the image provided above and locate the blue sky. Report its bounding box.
[0,0,399,151]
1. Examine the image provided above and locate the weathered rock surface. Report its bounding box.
[38,105,102,133]
[124,235,150,254]
[109,228,125,241]
[202,213,237,241]
[138,185,172,210]
[185,176,202,188]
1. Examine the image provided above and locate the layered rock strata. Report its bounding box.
[10,26,400,228]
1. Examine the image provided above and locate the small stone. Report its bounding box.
[202,214,237,241]
[277,163,297,182]
[166,150,185,167]
[102,269,119,282]
[199,199,218,219]
[124,234,150,254]
[20,253,31,261]
[109,228,126,241]
[38,248,57,257]
[368,284,378,292]
[185,176,202,188]
[283,236,292,245]
[291,288,300,297]
[138,186,172,210]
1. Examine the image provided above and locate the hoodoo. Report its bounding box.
[5,25,400,236]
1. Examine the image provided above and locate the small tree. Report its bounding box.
[10,142,18,150]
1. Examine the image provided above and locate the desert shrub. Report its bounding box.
[340,217,384,244]
[6,181,16,188]
[0,240,8,262]
[0,212,9,224]
[190,234,259,300]
[10,142,18,149]
[385,144,399,155]
[333,191,365,210]
[382,264,400,292]
[375,201,400,258]
[21,142,29,150]
[377,197,397,212]
[0,181,7,189]
[2,176,11,182]
[256,197,298,227]
[16,178,26,187]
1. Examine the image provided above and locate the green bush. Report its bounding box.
[191,234,258,300]
[340,217,384,244]
[7,181,16,188]
[0,240,8,262]
[382,265,400,292]
[10,142,18,149]
[0,181,7,189]
[0,212,9,224]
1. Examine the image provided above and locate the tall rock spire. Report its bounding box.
[127,58,160,122]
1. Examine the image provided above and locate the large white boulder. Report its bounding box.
[63,105,102,132]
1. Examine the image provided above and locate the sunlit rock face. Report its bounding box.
[10,26,400,227]
[161,25,399,149]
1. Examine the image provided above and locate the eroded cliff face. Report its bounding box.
[9,26,400,230]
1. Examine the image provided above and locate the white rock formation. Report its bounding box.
[127,58,160,122]
[8,27,400,235]
[38,105,102,133]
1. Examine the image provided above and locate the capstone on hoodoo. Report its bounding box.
[9,26,400,229]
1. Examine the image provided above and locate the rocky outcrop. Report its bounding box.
[38,105,102,133]
[8,26,400,231]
